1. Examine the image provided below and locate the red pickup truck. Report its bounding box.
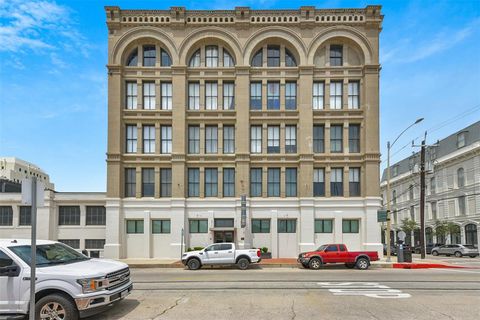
[297,244,379,270]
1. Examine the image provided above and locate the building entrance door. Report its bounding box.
[214,231,234,243]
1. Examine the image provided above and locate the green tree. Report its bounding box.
[447,222,460,244]
[433,220,448,243]
[401,218,419,233]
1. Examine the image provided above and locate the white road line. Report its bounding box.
[318,282,411,299]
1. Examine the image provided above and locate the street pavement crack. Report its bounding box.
[153,296,184,319]
[290,299,296,320]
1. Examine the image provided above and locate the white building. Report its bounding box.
[0,157,54,190]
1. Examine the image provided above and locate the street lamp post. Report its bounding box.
[385,118,424,262]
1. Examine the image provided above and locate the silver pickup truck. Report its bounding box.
[181,243,261,270]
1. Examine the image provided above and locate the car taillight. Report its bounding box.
[257,249,261,257]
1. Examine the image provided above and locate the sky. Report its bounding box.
[0,0,479,192]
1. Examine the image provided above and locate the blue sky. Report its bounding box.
[0,0,479,191]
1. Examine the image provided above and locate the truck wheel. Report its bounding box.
[356,258,370,270]
[345,263,355,269]
[187,258,201,270]
[454,251,462,258]
[308,258,322,270]
[36,293,78,320]
[237,258,250,270]
[432,250,439,256]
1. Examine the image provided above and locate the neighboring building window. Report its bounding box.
[250,126,262,153]
[189,219,208,233]
[205,168,218,197]
[143,82,155,110]
[252,219,270,233]
[19,206,31,226]
[431,201,437,220]
[349,125,360,153]
[160,168,172,197]
[315,219,333,233]
[285,125,297,153]
[223,82,235,110]
[127,220,144,234]
[205,126,218,153]
[188,126,200,154]
[331,168,344,196]
[285,168,297,197]
[409,184,414,200]
[214,219,233,228]
[267,45,280,67]
[251,49,263,67]
[267,126,280,153]
[330,125,343,153]
[58,239,80,249]
[342,219,359,233]
[330,81,343,109]
[143,45,156,66]
[348,81,360,109]
[143,125,155,154]
[188,168,200,197]
[126,82,137,109]
[430,177,436,194]
[457,132,466,148]
[223,168,235,197]
[410,206,415,220]
[86,206,106,225]
[161,82,172,110]
[392,166,398,177]
[142,168,154,197]
[465,224,477,245]
[126,125,137,153]
[152,219,170,233]
[189,49,200,67]
[278,219,296,233]
[126,48,138,66]
[0,206,13,226]
[250,168,262,197]
[313,168,325,196]
[267,168,280,197]
[161,125,172,154]
[223,126,235,154]
[285,49,297,67]
[313,82,324,110]
[349,168,361,196]
[330,45,343,66]
[313,125,325,153]
[58,206,80,225]
[392,190,397,205]
[85,239,106,250]
[458,196,466,215]
[457,168,465,188]
[223,50,235,67]
[160,49,172,66]
[188,82,200,110]
[267,82,280,109]
[285,82,296,110]
[125,168,136,197]
[250,82,262,110]
[205,82,218,110]
[205,45,218,67]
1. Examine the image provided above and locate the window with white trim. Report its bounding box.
[330,81,343,109]
[143,125,155,154]
[143,82,155,110]
[313,82,324,110]
[161,82,172,110]
[161,125,172,154]
[205,82,218,110]
[126,125,137,153]
[126,82,137,109]
[267,126,280,153]
[250,126,262,153]
[188,82,200,110]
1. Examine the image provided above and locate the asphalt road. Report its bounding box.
[90,267,480,320]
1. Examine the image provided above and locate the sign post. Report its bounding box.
[29,177,37,320]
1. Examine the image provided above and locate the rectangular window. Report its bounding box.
[58,239,80,249]
[188,125,200,154]
[126,125,137,153]
[331,168,344,196]
[267,45,280,67]
[313,168,325,197]
[330,45,343,66]
[189,219,208,233]
[223,168,235,197]
[267,168,280,197]
[161,82,172,110]
[431,201,437,220]
[267,82,280,109]
[214,219,234,228]
[457,132,466,148]
[223,82,235,110]
[252,219,270,233]
[152,219,171,233]
[142,168,154,197]
[313,82,324,110]
[267,126,280,153]
[0,206,13,226]
[19,206,31,226]
[205,82,218,110]
[188,82,200,110]
[143,45,156,66]
[285,125,297,153]
[161,125,172,154]
[205,126,218,154]
[125,168,136,197]
[330,81,343,109]
[223,126,235,154]
[349,168,361,196]
[160,168,172,197]
[313,125,325,153]
[330,125,343,153]
[143,82,155,110]
[126,82,137,109]
[285,168,297,197]
[458,196,466,215]
[126,220,144,234]
[349,125,360,153]
[348,81,360,109]
[315,219,333,233]
[250,82,262,110]
[278,219,296,233]
[342,219,359,233]
[143,125,155,154]
[250,126,262,153]
[250,168,262,197]
[86,206,106,225]
[58,206,80,225]
[85,239,106,250]
[285,82,297,110]
[205,46,218,67]
[205,168,218,197]
[188,168,200,197]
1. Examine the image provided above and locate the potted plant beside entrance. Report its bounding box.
[260,247,271,259]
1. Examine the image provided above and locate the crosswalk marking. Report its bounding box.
[318,282,411,299]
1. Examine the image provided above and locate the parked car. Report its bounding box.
[181,243,261,270]
[431,244,479,258]
[0,239,132,320]
[297,244,379,270]
[414,243,444,254]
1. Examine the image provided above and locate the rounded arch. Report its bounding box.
[179,27,242,66]
[307,26,374,65]
[110,27,178,65]
[243,26,307,66]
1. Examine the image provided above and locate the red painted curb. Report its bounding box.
[393,263,469,269]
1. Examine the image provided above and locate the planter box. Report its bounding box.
[260,252,272,259]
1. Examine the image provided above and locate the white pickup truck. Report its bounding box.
[0,239,132,320]
[181,243,261,270]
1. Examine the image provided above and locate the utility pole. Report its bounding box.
[419,132,427,259]
[29,176,37,320]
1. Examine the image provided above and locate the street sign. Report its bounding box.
[241,195,246,228]
[377,209,388,222]
[21,178,45,207]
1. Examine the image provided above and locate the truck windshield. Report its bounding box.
[9,243,89,267]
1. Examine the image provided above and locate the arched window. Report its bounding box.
[457,168,465,188]
[251,49,263,67]
[465,224,477,246]
[223,49,235,67]
[126,48,138,66]
[409,185,414,200]
[285,48,297,67]
[160,49,172,66]
[189,49,200,67]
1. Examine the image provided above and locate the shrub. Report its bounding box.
[261,247,268,253]
[193,246,205,251]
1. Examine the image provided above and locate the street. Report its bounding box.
[90,266,480,320]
